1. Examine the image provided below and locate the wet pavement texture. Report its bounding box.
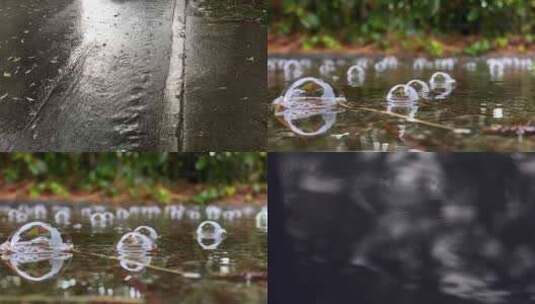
[0,0,266,151]
[0,202,267,303]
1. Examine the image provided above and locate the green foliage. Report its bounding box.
[465,39,492,56]
[426,39,445,57]
[303,34,342,49]
[495,37,509,49]
[193,187,222,204]
[195,152,266,184]
[30,181,69,198]
[0,153,266,202]
[153,186,172,204]
[271,0,535,49]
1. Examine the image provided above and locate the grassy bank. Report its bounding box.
[270,0,535,56]
[0,153,266,205]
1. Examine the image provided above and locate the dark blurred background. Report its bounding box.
[269,153,535,304]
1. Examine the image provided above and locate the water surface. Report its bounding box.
[269,55,535,151]
[0,202,267,303]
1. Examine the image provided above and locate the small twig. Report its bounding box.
[73,249,267,282]
[339,102,471,134]
[72,249,185,276]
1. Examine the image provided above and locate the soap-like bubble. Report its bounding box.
[32,205,47,220]
[413,58,430,70]
[8,209,28,224]
[283,60,304,81]
[115,208,130,220]
[386,84,419,103]
[429,72,456,87]
[187,209,202,221]
[279,106,338,137]
[140,206,161,219]
[406,79,430,99]
[487,59,505,81]
[465,62,477,71]
[1,222,72,254]
[116,231,156,254]
[374,60,387,73]
[116,231,155,272]
[275,77,343,109]
[90,212,114,228]
[164,205,185,220]
[222,210,242,221]
[355,58,370,69]
[241,205,257,217]
[347,65,365,87]
[197,221,226,236]
[429,72,456,99]
[196,221,227,250]
[54,209,71,226]
[274,77,344,137]
[4,252,71,282]
[433,84,455,100]
[255,208,267,232]
[206,205,222,220]
[81,207,92,219]
[133,226,158,241]
[319,60,336,77]
[434,58,456,70]
[375,56,398,72]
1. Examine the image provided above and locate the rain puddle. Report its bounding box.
[269,55,535,151]
[0,202,267,303]
[0,0,266,151]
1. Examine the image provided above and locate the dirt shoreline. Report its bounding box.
[268,33,535,57]
[0,180,266,206]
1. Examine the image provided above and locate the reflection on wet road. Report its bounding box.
[0,0,266,151]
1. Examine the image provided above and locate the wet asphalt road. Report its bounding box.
[0,0,266,151]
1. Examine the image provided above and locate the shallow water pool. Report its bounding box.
[269,55,535,151]
[0,202,267,303]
